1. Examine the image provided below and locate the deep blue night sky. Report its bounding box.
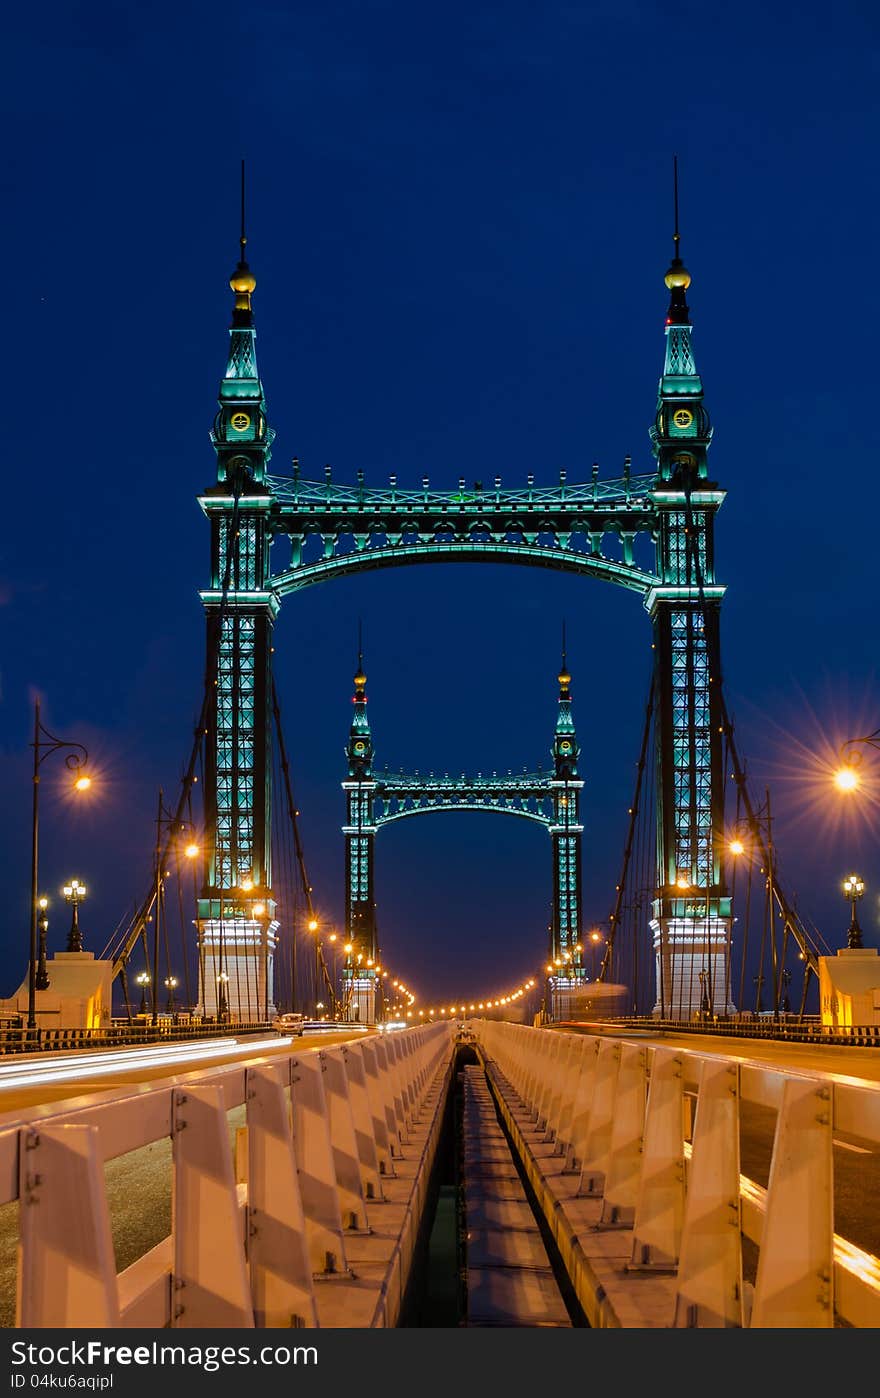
[3,0,880,1008]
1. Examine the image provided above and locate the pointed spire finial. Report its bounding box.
[229,159,256,319]
[672,153,680,261]
[240,158,247,265]
[664,155,691,324]
[558,622,571,695]
[354,619,367,693]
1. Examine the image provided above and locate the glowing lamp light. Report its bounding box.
[729,838,745,857]
[253,903,266,916]
[675,874,690,890]
[184,842,199,859]
[843,874,865,900]
[308,919,319,933]
[74,775,91,792]
[835,767,859,793]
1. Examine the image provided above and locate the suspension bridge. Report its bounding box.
[4,170,880,1332]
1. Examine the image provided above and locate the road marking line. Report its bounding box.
[833,1138,871,1154]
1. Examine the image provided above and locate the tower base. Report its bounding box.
[342,975,378,1025]
[650,915,736,1019]
[197,918,277,1021]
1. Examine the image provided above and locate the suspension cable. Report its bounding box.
[601,675,655,982]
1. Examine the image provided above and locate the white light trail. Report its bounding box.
[0,1036,292,1091]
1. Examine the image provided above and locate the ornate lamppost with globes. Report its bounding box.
[842,873,865,950]
[35,897,50,991]
[136,971,151,1015]
[62,879,87,952]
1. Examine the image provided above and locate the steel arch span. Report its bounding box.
[340,686,585,1024]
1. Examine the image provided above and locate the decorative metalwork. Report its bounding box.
[341,661,585,985]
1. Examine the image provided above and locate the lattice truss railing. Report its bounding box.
[263,470,663,593]
[372,770,560,829]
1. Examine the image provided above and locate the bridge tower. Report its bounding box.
[196,191,279,1021]
[547,646,586,1018]
[342,652,379,1023]
[648,185,734,1018]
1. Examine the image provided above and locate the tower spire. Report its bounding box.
[650,157,712,483]
[350,629,371,752]
[211,161,274,487]
[664,155,691,327]
[554,639,577,753]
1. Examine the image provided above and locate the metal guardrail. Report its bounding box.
[0,1020,274,1055]
[563,1015,880,1047]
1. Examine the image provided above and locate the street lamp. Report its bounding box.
[28,698,90,1032]
[62,879,87,953]
[136,970,151,1015]
[834,730,880,793]
[842,873,866,950]
[698,968,710,1018]
[589,928,604,978]
[164,975,179,1013]
[217,971,229,1019]
[35,897,50,991]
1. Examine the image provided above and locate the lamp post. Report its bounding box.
[27,698,90,1033]
[164,975,178,1014]
[780,968,792,1015]
[151,789,200,1027]
[217,971,229,1020]
[842,873,865,950]
[136,970,151,1015]
[698,967,710,1018]
[35,897,50,991]
[589,928,604,979]
[62,879,87,952]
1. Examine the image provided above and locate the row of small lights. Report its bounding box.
[413,978,538,1019]
[306,918,417,1012]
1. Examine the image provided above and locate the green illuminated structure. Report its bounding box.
[197,195,732,1023]
[340,654,585,1021]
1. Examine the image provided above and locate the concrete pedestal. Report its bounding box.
[650,915,736,1018]
[819,947,880,1027]
[197,919,277,1021]
[0,952,113,1029]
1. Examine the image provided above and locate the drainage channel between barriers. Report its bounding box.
[401,1042,586,1327]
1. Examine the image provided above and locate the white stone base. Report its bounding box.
[650,916,736,1018]
[198,919,277,1021]
[0,952,113,1029]
[819,948,880,1027]
[343,976,377,1025]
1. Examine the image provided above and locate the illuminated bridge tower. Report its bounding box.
[342,655,379,1023]
[547,647,585,1020]
[196,204,279,1021]
[648,198,734,1018]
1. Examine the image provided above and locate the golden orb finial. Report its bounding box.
[354,668,367,690]
[664,260,691,290]
[230,263,257,296]
[558,668,571,689]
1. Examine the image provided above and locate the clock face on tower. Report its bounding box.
[558,740,572,754]
[231,412,251,432]
[353,741,367,755]
[672,407,694,430]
